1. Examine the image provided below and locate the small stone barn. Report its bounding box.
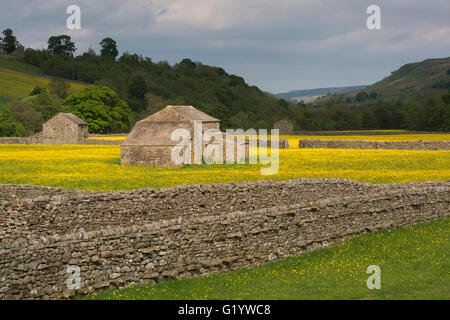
[274,119,294,135]
[121,105,248,167]
[43,113,88,145]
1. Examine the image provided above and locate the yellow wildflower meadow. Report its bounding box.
[0,144,448,191]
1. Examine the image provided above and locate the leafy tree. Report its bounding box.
[229,75,246,87]
[100,38,119,60]
[344,97,353,103]
[362,110,377,129]
[0,28,18,54]
[24,48,50,66]
[47,35,76,56]
[63,86,132,133]
[29,86,45,96]
[230,111,249,129]
[128,75,148,111]
[369,91,378,100]
[0,107,27,137]
[23,89,62,121]
[145,93,164,115]
[128,75,147,100]
[443,91,450,105]
[207,104,231,129]
[48,78,71,99]
[355,91,369,103]
[8,100,43,134]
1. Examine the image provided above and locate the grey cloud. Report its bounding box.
[0,0,449,92]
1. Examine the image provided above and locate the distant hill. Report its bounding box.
[277,86,368,102]
[316,57,450,104]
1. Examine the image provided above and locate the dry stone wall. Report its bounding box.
[0,178,448,299]
[298,139,450,150]
[0,132,43,145]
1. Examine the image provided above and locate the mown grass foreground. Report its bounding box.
[82,217,449,300]
[0,144,449,191]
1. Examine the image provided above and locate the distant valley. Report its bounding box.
[276,85,368,102]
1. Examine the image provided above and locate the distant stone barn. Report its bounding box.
[43,113,88,145]
[274,119,294,135]
[121,105,247,167]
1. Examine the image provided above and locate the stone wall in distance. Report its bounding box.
[298,139,450,150]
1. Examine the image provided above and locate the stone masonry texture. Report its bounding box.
[0,178,448,299]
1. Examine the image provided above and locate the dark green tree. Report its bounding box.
[368,91,378,100]
[22,89,62,121]
[0,107,27,137]
[0,28,18,54]
[8,100,43,134]
[128,75,148,111]
[63,86,132,133]
[355,91,369,103]
[443,91,450,105]
[99,38,119,60]
[128,75,147,100]
[29,86,45,96]
[47,35,76,56]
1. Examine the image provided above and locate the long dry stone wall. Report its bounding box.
[298,139,450,150]
[0,178,448,299]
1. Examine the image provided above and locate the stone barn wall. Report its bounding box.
[43,114,88,145]
[298,139,450,150]
[0,178,448,299]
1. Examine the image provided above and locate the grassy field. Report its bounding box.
[0,144,448,191]
[82,217,449,300]
[0,66,86,99]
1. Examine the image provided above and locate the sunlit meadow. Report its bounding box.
[0,144,448,191]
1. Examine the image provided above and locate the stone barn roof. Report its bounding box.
[62,113,88,125]
[123,105,219,146]
[44,113,88,126]
[142,105,219,123]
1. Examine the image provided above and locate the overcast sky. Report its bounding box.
[1,0,449,93]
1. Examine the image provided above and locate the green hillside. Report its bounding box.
[0,53,42,73]
[317,57,450,103]
[0,66,86,100]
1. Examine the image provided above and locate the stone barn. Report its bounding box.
[274,119,294,135]
[121,105,248,167]
[43,113,88,145]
